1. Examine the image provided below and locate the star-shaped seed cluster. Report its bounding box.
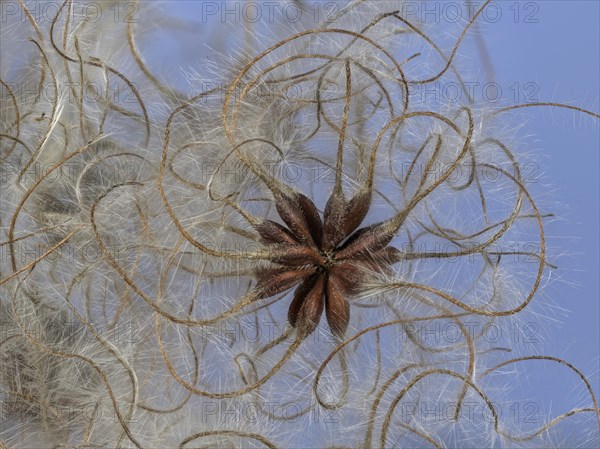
[253,188,400,338]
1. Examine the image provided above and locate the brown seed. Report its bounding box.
[335,222,395,260]
[322,189,347,250]
[288,274,318,328]
[296,193,324,247]
[274,191,316,246]
[255,219,299,245]
[272,245,324,267]
[329,263,364,295]
[326,274,351,338]
[291,275,326,336]
[342,189,371,238]
[254,266,316,299]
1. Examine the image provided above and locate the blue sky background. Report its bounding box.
[481,0,599,386]
[474,1,599,443]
